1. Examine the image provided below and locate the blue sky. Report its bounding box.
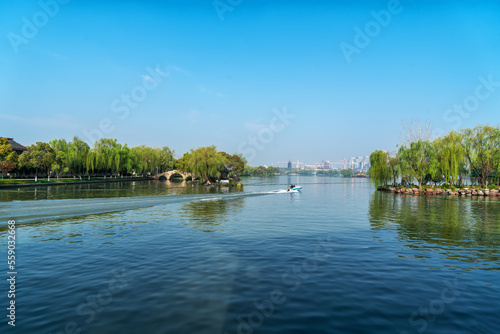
[1,0,500,166]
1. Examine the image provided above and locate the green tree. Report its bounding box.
[436,131,464,186]
[369,150,391,187]
[316,169,339,176]
[387,155,400,186]
[86,150,96,174]
[461,125,500,187]
[19,142,55,180]
[340,168,354,177]
[425,140,442,186]
[266,166,277,175]
[130,146,146,175]
[0,138,17,162]
[186,146,228,183]
[59,137,90,175]
[219,152,246,176]
[49,139,70,179]
[0,137,18,178]
[160,146,176,172]
[397,141,432,188]
[176,151,191,173]
[93,138,120,175]
[52,150,69,180]
[117,144,132,176]
[242,165,254,176]
[240,165,280,176]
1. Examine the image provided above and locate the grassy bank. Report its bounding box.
[0,177,153,188]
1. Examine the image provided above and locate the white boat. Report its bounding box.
[286,185,302,192]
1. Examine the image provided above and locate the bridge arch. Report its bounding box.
[168,172,184,180]
[154,170,195,181]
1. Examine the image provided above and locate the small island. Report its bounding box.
[368,124,500,197]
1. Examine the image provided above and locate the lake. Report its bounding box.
[0,176,499,334]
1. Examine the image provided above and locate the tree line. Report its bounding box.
[0,137,279,183]
[291,169,355,177]
[369,125,500,188]
[241,166,279,176]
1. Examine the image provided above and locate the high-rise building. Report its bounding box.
[287,160,292,169]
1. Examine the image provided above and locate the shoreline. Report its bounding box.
[0,177,154,189]
[377,186,500,197]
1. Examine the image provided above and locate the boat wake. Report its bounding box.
[0,188,299,225]
[269,189,299,194]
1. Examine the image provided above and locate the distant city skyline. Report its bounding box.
[2,1,500,166]
[270,155,371,170]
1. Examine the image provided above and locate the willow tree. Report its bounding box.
[52,149,69,180]
[435,131,464,186]
[93,138,120,175]
[117,144,133,176]
[397,140,433,189]
[425,140,443,186]
[369,150,391,187]
[186,146,228,183]
[68,137,90,175]
[86,150,96,174]
[461,125,500,187]
[176,151,191,173]
[387,155,400,186]
[130,145,147,175]
[160,146,176,172]
[49,139,69,179]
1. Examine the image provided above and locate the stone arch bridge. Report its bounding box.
[154,170,195,181]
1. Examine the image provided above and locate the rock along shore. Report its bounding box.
[377,186,500,197]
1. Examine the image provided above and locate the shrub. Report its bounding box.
[488,184,498,190]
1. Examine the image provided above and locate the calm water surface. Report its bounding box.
[0,176,499,334]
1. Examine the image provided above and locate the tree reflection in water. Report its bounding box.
[368,191,500,267]
[180,198,245,233]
